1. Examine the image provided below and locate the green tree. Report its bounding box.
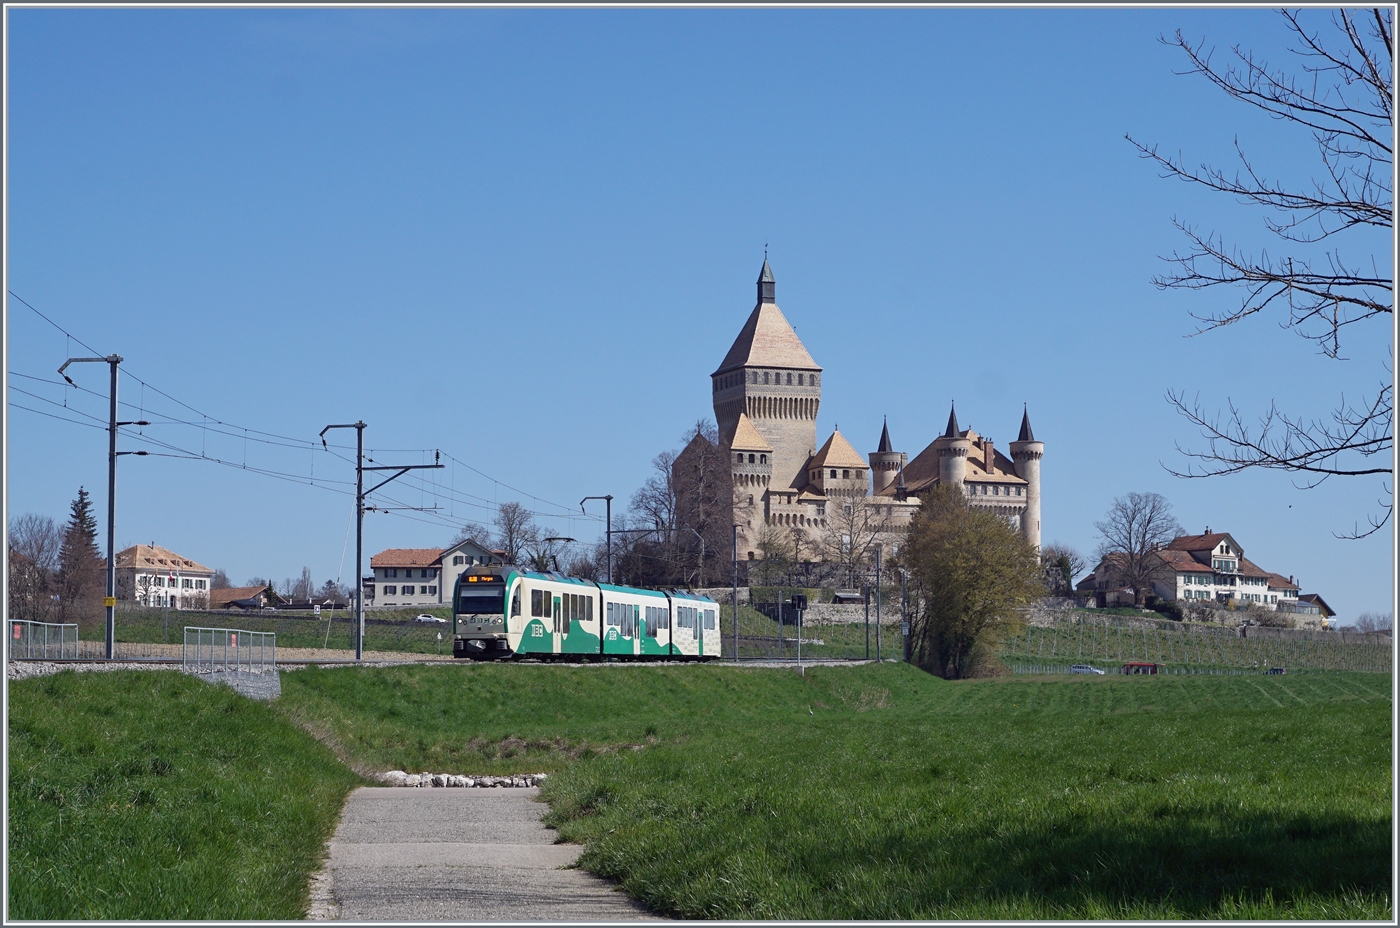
[57,487,104,620]
[903,485,1043,679]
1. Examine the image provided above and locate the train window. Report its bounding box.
[586,596,594,623]
[661,607,670,629]
[531,589,545,617]
[553,598,561,634]
[512,588,522,617]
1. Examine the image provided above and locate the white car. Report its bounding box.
[414,614,448,624]
[1069,664,1106,675]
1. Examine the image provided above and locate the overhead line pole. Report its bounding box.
[322,421,442,660]
[580,496,613,583]
[59,354,147,660]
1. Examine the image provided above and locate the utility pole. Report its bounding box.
[60,355,146,660]
[874,544,883,663]
[321,423,442,660]
[732,524,739,662]
[901,568,910,664]
[580,496,613,583]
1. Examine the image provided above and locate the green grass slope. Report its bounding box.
[278,663,1392,919]
[7,670,365,920]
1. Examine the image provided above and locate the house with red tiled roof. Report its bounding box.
[114,544,215,609]
[1082,529,1327,627]
[368,539,501,607]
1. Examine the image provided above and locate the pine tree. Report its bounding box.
[57,486,104,619]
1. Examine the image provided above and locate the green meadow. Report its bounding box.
[8,661,1392,919]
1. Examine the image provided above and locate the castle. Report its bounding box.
[710,260,1044,560]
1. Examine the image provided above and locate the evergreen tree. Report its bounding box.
[57,486,104,618]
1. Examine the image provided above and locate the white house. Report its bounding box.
[368,540,501,608]
[114,544,214,609]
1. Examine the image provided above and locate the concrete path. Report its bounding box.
[311,787,656,922]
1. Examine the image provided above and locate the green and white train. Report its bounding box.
[452,567,722,661]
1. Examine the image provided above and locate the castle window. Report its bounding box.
[748,454,755,464]
[786,373,792,384]
[763,372,770,384]
[842,469,850,479]
[760,454,766,463]
[797,373,804,385]
[830,469,837,479]
[736,453,743,463]
[748,552,755,560]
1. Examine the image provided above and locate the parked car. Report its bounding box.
[1069,664,1106,675]
[415,614,448,624]
[1265,667,1287,675]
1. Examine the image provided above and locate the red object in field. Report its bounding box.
[1121,661,1159,675]
[230,633,238,647]
[13,623,21,639]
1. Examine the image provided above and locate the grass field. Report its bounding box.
[277,662,1392,919]
[7,670,365,920]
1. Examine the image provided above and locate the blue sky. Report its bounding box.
[5,7,1393,620]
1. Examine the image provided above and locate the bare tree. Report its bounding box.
[451,520,493,549]
[209,568,232,590]
[492,502,537,565]
[1128,9,1393,537]
[671,420,733,588]
[1094,492,1185,605]
[8,513,62,623]
[1353,611,1393,634]
[816,494,894,589]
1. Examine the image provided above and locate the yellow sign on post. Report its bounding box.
[103,596,117,608]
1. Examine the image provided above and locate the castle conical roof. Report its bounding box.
[713,301,821,375]
[726,413,772,452]
[757,259,775,284]
[876,417,894,453]
[1017,406,1036,442]
[943,403,960,438]
[811,428,867,469]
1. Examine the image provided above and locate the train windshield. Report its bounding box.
[458,582,505,616]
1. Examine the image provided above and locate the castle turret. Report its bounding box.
[934,402,971,489]
[1009,405,1043,551]
[869,417,907,496]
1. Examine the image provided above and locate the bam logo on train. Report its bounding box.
[452,568,721,661]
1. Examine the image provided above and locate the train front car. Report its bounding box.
[452,569,516,659]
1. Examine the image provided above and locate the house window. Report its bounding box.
[383,586,397,595]
[427,585,437,595]
[402,585,415,595]
[388,568,398,578]
[454,556,464,565]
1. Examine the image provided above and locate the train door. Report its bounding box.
[562,590,602,655]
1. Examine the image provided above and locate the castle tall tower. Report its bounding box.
[869,417,906,496]
[933,403,971,488]
[712,260,822,493]
[1008,406,1043,551]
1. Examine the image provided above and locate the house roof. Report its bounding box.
[115,544,212,575]
[726,413,773,452]
[208,585,281,607]
[370,548,445,569]
[1264,572,1299,593]
[810,429,867,469]
[1298,593,1334,616]
[712,302,820,374]
[1167,533,1240,556]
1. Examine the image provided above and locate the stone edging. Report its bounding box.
[376,770,548,788]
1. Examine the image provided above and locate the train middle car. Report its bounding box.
[451,568,721,661]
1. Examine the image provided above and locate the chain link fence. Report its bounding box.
[8,620,78,660]
[182,627,276,674]
[1003,613,1391,674]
